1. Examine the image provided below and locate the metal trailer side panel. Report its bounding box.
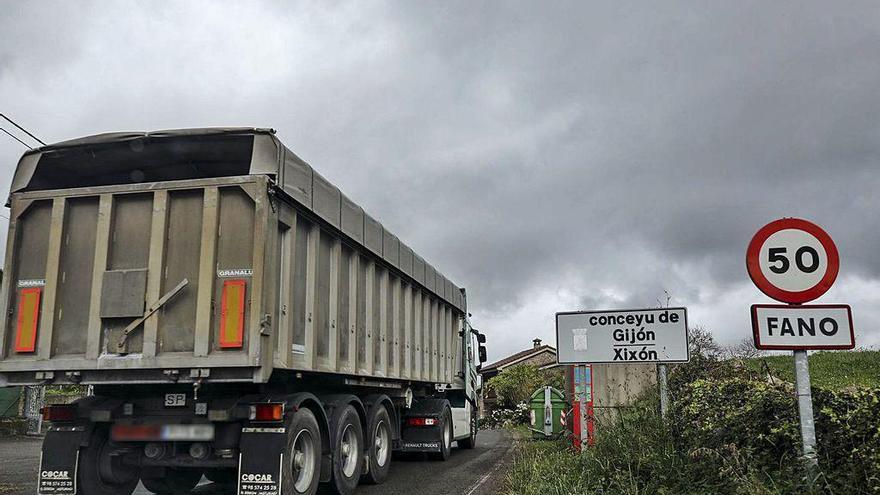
[0,177,271,382]
[1,174,466,387]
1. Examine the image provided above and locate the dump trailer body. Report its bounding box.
[0,128,466,387]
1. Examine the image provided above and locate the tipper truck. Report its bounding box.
[0,128,488,495]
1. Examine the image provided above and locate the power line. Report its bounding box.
[0,126,33,150]
[0,113,46,146]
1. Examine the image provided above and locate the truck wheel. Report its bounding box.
[458,413,477,449]
[283,408,322,495]
[323,404,364,495]
[361,404,392,485]
[77,426,139,495]
[141,468,201,494]
[431,407,453,461]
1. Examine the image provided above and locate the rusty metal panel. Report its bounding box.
[283,149,313,207]
[412,289,422,381]
[337,244,353,371]
[400,283,411,379]
[52,196,99,356]
[371,264,383,375]
[100,269,147,318]
[343,251,358,373]
[363,260,375,375]
[364,214,382,257]
[425,264,437,293]
[413,255,426,286]
[158,190,204,354]
[393,277,403,378]
[399,243,413,277]
[315,230,333,362]
[4,201,52,358]
[340,194,363,244]
[312,173,341,228]
[383,231,399,267]
[355,255,368,374]
[420,293,429,380]
[291,215,310,358]
[103,193,153,354]
[437,275,447,300]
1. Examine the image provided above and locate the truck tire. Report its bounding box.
[141,468,201,494]
[322,404,364,495]
[431,407,453,461]
[283,407,322,495]
[361,404,392,485]
[458,412,477,449]
[77,426,139,495]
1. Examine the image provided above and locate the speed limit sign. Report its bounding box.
[746,218,839,304]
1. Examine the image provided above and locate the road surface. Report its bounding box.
[0,429,513,495]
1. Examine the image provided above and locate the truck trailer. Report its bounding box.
[0,128,487,495]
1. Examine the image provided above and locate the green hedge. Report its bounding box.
[672,362,880,493]
[504,355,880,494]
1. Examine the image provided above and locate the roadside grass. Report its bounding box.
[502,397,791,495]
[744,349,880,390]
[501,350,880,494]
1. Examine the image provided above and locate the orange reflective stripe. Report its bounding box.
[15,288,41,353]
[219,280,245,348]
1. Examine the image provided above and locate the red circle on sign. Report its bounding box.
[746,218,839,304]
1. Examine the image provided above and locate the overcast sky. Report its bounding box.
[2,1,879,361]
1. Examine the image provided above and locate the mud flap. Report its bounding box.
[38,428,86,495]
[238,426,286,495]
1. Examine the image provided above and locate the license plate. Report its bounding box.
[112,423,215,441]
[165,393,186,407]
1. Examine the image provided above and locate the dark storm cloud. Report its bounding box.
[1,1,879,359]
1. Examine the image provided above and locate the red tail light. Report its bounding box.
[250,403,284,422]
[40,405,76,422]
[407,417,438,427]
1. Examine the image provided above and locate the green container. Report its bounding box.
[528,386,566,439]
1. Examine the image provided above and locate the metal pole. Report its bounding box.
[658,363,669,419]
[793,350,818,477]
[579,365,588,451]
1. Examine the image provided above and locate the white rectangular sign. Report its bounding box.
[556,308,689,364]
[750,304,855,350]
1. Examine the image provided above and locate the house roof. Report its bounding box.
[480,345,556,373]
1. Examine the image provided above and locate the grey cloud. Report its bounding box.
[1,1,879,360]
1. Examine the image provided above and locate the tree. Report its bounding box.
[725,337,763,359]
[485,364,564,409]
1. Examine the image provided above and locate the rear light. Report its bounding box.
[250,403,284,422]
[40,404,76,422]
[407,417,438,427]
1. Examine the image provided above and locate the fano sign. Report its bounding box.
[751,304,855,350]
[555,308,689,364]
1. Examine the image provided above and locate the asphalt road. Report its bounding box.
[0,429,513,495]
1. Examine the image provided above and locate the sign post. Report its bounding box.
[556,307,689,433]
[746,218,855,478]
[657,363,669,418]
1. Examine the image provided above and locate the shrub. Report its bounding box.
[483,402,530,429]
[505,346,880,494]
[485,364,564,409]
